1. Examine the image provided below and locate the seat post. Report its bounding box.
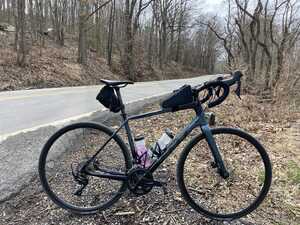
[114,87,126,117]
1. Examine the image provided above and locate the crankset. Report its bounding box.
[127,167,167,196]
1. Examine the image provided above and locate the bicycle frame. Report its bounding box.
[84,87,229,180]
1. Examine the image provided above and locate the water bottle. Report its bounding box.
[134,136,152,168]
[150,128,174,160]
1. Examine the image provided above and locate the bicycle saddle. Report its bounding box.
[100,79,134,87]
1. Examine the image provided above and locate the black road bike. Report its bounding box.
[38,71,272,221]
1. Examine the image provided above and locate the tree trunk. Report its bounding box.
[28,0,36,41]
[107,0,115,67]
[160,19,167,68]
[11,0,17,51]
[175,0,186,63]
[273,46,284,87]
[78,0,88,64]
[147,16,154,67]
[17,0,25,67]
[71,0,76,33]
[45,0,49,29]
[123,0,135,80]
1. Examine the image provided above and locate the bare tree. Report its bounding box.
[270,0,300,87]
[107,0,116,67]
[235,0,273,88]
[123,0,153,80]
[78,0,112,64]
[201,19,235,68]
[16,0,26,66]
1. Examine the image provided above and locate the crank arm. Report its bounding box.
[153,180,168,195]
[74,183,88,196]
[151,180,165,187]
[146,180,168,195]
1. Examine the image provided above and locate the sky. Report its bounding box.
[190,0,227,18]
[201,0,225,12]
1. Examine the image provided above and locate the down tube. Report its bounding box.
[149,116,202,173]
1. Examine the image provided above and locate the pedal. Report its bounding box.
[152,180,168,195]
[74,183,88,196]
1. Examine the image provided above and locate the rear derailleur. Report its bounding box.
[71,161,89,196]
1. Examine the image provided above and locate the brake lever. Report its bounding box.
[235,80,241,99]
[215,86,221,97]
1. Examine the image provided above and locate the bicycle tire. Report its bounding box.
[38,122,132,214]
[176,127,272,220]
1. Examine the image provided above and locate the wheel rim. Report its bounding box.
[180,129,271,219]
[40,124,128,212]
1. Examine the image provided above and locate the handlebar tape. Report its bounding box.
[207,81,230,108]
[195,71,243,107]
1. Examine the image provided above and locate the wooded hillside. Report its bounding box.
[0,0,299,104]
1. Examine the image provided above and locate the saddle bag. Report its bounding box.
[160,85,195,111]
[96,86,121,113]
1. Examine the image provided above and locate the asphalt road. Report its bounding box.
[0,75,218,140]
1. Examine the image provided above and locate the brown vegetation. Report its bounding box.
[0,34,202,91]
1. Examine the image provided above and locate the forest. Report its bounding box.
[0,0,299,102]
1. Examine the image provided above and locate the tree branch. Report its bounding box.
[85,0,112,22]
[234,0,255,20]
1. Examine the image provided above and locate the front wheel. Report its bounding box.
[177,127,272,220]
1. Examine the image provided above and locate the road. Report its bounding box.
[0,75,218,140]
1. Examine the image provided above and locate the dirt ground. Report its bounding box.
[0,94,299,225]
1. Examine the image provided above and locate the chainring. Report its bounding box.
[127,167,154,196]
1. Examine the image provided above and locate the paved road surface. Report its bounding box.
[0,75,219,202]
[0,75,218,140]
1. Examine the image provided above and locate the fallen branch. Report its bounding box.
[114,211,135,216]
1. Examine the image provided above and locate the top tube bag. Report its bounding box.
[96,86,121,113]
[161,84,195,111]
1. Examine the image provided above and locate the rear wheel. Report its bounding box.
[38,122,131,214]
[177,127,272,220]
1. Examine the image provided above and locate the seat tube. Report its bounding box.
[115,88,137,162]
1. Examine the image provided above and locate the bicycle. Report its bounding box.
[38,71,272,221]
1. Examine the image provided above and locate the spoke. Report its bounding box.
[183,132,267,215]
[42,125,128,210]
